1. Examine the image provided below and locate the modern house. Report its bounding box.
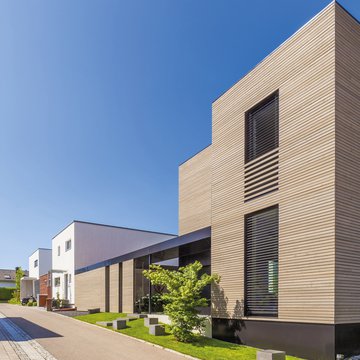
[51,220,175,305]
[71,2,360,359]
[0,269,16,288]
[21,248,52,300]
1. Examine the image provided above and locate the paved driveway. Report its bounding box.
[0,303,186,360]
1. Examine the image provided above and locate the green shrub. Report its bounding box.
[8,297,20,305]
[32,302,37,307]
[0,287,16,301]
[143,261,220,343]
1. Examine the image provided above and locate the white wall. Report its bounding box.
[29,249,52,279]
[52,221,175,307]
[52,223,75,304]
[74,221,175,270]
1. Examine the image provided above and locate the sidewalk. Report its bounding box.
[0,311,57,360]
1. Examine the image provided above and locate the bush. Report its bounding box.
[0,288,16,301]
[8,298,20,305]
[143,261,220,342]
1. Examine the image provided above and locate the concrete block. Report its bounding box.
[149,324,165,336]
[127,313,147,319]
[113,319,127,330]
[96,321,113,326]
[257,350,286,360]
[144,317,158,327]
[88,308,100,314]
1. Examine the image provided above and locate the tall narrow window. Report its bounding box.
[65,240,72,252]
[245,92,279,162]
[245,206,279,317]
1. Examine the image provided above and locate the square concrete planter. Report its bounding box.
[144,317,158,327]
[149,324,165,336]
[96,321,113,327]
[88,308,100,314]
[113,319,127,330]
[257,350,285,360]
[127,313,147,319]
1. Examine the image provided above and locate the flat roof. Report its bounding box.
[29,248,52,258]
[75,226,211,275]
[52,220,177,240]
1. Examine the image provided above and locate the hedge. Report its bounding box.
[0,287,16,301]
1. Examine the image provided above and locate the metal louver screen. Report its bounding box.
[245,206,279,317]
[246,92,279,162]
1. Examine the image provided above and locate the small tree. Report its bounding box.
[15,267,24,302]
[143,260,220,342]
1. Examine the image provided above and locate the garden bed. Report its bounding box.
[74,312,302,360]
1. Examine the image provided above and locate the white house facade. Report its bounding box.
[29,248,52,279]
[52,220,175,305]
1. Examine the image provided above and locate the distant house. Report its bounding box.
[21,248,52,300]
[0,269,16,288]
[0,269,28,288]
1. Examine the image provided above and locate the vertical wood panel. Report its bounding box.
[122,260,134,314]
[109,264,120,313]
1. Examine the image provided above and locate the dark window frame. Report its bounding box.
[245,91,279,163]
[244,205,279,317]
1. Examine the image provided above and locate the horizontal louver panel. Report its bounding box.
[246,92,279,163]
[244,149,279,202]
[245,206,279,317]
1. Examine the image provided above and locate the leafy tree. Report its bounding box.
[14,267,24,302]
[143,260,220,342]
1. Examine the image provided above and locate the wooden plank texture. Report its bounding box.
[109,263,120,313]
[335,4,360,324]
[75,267,106,311]
[179,145,212,235]
[122,260,134,314]
[211,3,336,324]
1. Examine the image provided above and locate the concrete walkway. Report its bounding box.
[0,304,185,360]
[0,311,56,359]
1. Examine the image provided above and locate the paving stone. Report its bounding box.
[0,311,57,360]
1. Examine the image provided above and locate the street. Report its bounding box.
[0,304,185,360]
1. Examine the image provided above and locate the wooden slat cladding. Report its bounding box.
[109,263,120,313]
[179,145,212,235]
[212,3,336,324]
[244,149,279,202]
[122,259,134,313]
[75,268,106,311]
[335,4,360,324]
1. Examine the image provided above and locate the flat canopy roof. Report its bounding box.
[75,226,211,275]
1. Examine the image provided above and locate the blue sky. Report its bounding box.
[0,0,358,269]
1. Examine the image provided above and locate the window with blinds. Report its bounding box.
[245,92,279,163]
[245,206,279,317]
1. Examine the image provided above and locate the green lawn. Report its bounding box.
[74,313,302,360]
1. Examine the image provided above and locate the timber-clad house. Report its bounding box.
[31,2,360,359]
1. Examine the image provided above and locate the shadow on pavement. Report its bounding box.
[0,317,62,340]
